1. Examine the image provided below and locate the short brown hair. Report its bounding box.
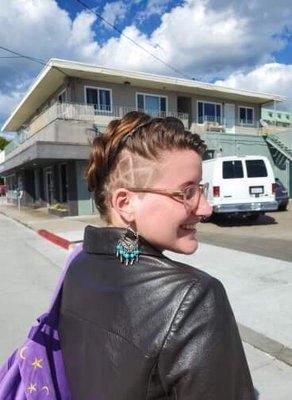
[85,111,206,223]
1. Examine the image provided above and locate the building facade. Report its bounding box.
[262,108,292,128]
[0,59,290,215]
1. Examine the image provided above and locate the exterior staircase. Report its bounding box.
[265,134,292,162]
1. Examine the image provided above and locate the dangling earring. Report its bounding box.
[115,226,140,266]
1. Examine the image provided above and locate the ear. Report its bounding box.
[110,188,136,223]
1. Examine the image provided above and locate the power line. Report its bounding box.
[0,45,46,66]
[73,0,195,81]
[0,46,69,77]
[0,56,26,59]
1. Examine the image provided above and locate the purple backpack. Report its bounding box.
[0,244,83,400]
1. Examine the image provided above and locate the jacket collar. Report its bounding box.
[83,225,164,258]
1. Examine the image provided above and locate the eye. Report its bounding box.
[184,186,197,200]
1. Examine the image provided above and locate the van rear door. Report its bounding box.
[220,160,247,202]
[244,159,273,199]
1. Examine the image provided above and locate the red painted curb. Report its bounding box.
[38,229,71,249]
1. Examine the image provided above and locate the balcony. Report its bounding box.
[192,116,262,136]
[4,102,272,162]
[4,102,189,158]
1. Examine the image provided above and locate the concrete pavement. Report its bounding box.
[166,245,292,367]
[1,200,292,368]
[1,204,292,398]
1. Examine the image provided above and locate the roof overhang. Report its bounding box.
[2,58,285,132]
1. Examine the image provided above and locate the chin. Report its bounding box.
[176,239,199,255]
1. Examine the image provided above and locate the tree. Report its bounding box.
[0,136,10,151]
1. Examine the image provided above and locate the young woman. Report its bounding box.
[58,112,255,399]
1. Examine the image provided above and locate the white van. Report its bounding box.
[202,155,278,218]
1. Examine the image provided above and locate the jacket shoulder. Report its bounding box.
[161,254,220,287]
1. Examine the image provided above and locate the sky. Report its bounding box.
[0,0,292,139]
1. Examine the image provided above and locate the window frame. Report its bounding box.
[197,100,222,124]
[135,92,168,115]
[238,106,254,126]
[84,85,113,112]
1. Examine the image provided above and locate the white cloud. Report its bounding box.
[94,0,292,80]
[137,0,170,20]
[0,89,26,127]
[0,0,101,124]
[101,1,127,27]
[215,63,292,110]
[1,0,292,127]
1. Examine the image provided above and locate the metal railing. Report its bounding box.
[4,103,190,156]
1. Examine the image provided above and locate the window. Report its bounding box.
[58,89,67,103]
[85,87,112,112]
[268,112,273,118]
[246,160,267,177]
[197,101,222,124]
[277,113,281,119]
[286,115,290,120]
[136,93,167,116]
[238,107,254,125]
[222,161,244,179]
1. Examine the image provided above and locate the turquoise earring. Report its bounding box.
[115,226,140,266]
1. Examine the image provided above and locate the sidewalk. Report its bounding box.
[0,201,105,248]
[1,201,292,367]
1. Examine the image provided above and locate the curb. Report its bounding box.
[37,229,81,250]
[238,323,292,367]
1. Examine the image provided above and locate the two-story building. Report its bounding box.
[0,59,290,215]
[262,108,292,128]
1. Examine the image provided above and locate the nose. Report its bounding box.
[193,193,212,218]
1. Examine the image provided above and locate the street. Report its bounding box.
[198,206,292,262]
[0,212,292,399]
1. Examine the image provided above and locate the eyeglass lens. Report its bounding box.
[184,185,208,206]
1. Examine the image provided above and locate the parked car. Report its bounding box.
[0,184,6,196]
[202,155,278,220]
[275,178,289,211]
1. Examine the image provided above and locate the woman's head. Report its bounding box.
[85,111,212,254]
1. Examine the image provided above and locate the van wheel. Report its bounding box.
[278,204,287,211]
[248,213,261,221]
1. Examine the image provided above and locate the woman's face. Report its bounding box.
[132,149,212,254]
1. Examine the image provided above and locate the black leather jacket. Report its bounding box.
[59,226,255,399]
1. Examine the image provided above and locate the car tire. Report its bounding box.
[248,213,261,221]
[278,204,288,211]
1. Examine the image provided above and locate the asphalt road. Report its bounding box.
[198,206,292,262]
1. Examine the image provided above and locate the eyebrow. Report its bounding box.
[179,180,197,188]
[179,179,202,188]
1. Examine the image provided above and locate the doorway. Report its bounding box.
[177,97,192,127]
[224,103,235,133]
[44,168,53,205]
[59,163,68,203]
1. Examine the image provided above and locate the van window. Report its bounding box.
[246,160,267,177]
[222,161,244,179]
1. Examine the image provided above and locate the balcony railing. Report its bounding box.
[4,102,189,157]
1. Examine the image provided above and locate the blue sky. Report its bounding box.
[0,0,292,138]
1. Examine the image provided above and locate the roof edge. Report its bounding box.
[2,58,286,132]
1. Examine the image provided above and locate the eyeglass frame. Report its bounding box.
[125,182,209,208]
